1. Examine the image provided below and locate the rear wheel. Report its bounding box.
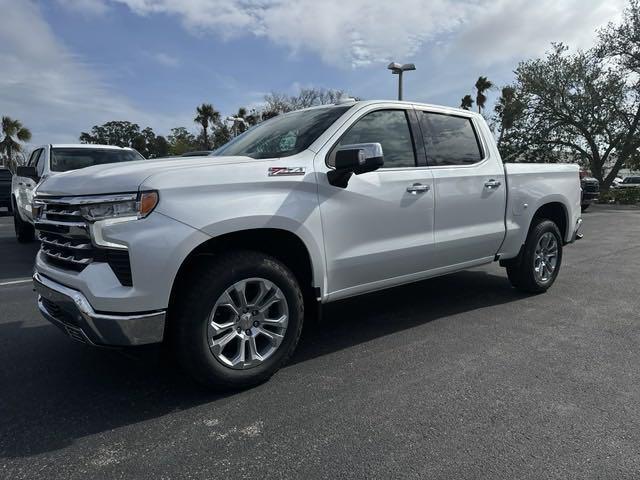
[172,250,304,389]
[14,206,35,243]
[506,218,563,293]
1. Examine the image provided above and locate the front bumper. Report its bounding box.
[33,272,166,346]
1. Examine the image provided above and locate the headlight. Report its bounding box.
[80,191,158,222]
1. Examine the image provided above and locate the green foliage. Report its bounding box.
[500,41,638,182]
[1,116,32,171]
[80,121,169,158]
[460,95,474,110]
[474,76,493,114]
[167,127,198,156]
[492,85,527,160]
[213,125,231,149]
[614,188,640,205]
[194,103,221,150]
[599,188,640,205]
[80,120,141,148]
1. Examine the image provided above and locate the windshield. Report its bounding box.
[51,148,145,172]
[214,106,351,159]
[622,177,640,184]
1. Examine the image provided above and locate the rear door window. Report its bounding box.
[419,112,483,166]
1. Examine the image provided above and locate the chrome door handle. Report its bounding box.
[484,179,501,189]
[406,183,430,194]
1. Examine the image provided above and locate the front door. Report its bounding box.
[316,107,436,300]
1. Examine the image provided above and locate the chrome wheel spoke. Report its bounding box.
[232,281,249,309]
[260,314,288,330]
[217,291,241,315]
[229,338,246,367]
[209,320,235,336]
[250,281,272,308]
[211,331,237,354]
[247,336,263,363]
[257,327,284,347]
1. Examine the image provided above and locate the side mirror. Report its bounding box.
[16,166,39,182]
[328,143,384,188]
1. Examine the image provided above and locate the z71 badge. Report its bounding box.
[268,167,306,177]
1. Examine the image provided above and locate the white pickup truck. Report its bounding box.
[12,144,144,242]
[31,100,582,389]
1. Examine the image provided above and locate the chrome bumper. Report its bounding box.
[33,272,166,346]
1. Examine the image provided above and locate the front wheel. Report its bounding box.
[581,203,590,212]
[14,207,35,243]
[172,250,304,389]
[506,218,563,293]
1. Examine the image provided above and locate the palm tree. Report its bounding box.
[494,85,524,148]
[194,103,220,150]
[234,107,248,134]
[460,95,474,110]
[0,116,31,169]
[474,76,493,114]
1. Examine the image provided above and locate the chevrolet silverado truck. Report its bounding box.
[31,100,583,389]
[12,144,144,242]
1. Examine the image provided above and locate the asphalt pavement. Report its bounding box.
[1,206,639,479]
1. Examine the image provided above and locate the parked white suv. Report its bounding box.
[31,100,583,388]
[12,144,144,242]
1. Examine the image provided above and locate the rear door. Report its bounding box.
[416,110,506,267]
[316,105,436,299]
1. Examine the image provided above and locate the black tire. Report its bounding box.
[506,218,563,293]
[14,207,35,243]
[171,250,304,390]
[581,203,590,212]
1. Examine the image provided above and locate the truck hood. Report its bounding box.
[36,155,254,196]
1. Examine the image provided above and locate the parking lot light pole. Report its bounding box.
[387,62,416,101]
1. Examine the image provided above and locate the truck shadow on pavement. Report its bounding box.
[0,269,526,458]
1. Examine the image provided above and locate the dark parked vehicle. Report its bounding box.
[0,167,12,213]
[580,171,599,211]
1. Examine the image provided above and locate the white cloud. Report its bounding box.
[111,0,469,68]
[452,0,626,65]
[0,0,158,145]
[56,0,109,15]
[108,0,623,69]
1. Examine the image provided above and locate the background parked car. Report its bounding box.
[11,144,145,242]
[580,170,599,211]
[0,167,12,214]
[616,176,640,189]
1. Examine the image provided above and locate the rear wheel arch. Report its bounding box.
[531,201,568,242]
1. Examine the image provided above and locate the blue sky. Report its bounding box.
[0,0,625,147]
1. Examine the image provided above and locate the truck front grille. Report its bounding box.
[34,196,133,286]
[39,231,94,271]
[583,181,599,193]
